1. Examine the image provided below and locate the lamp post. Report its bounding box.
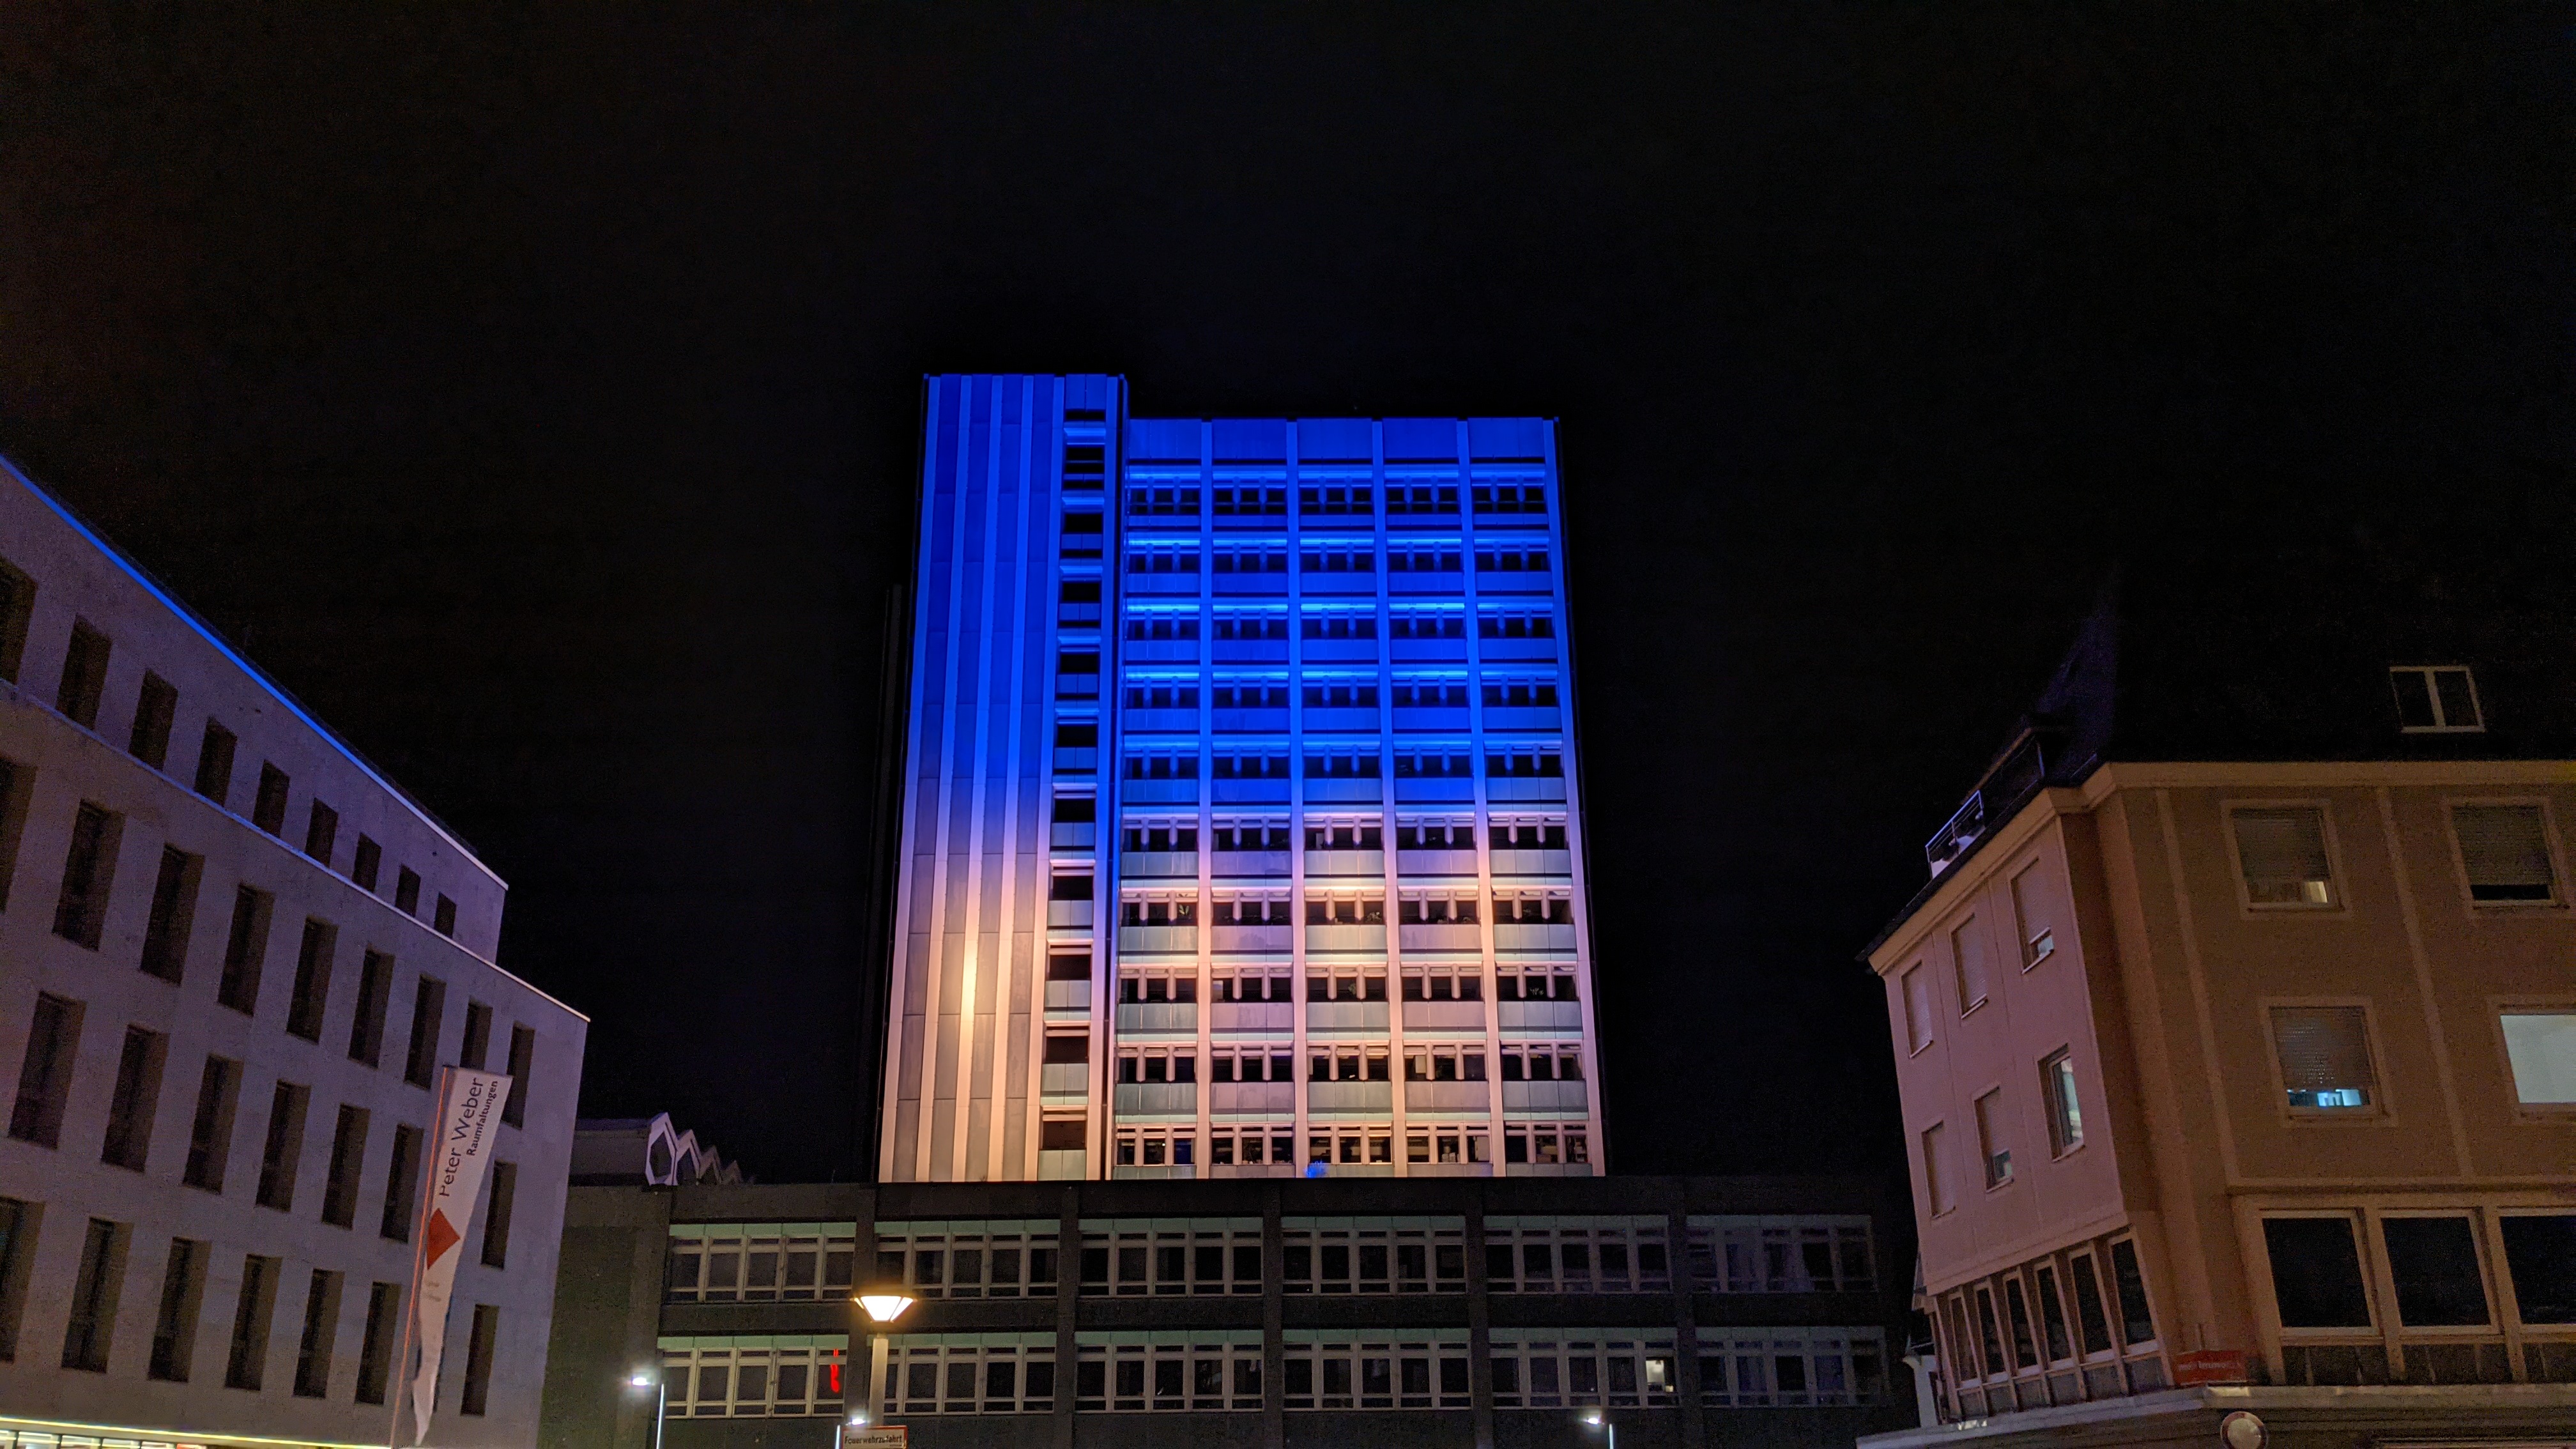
[1581,1407,1616,1449]
[627,1370,665,1449]
[848,1286,917,1437]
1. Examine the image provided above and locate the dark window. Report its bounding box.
[502,1025,533,1128]
[100,1026,165,1170]
[129,674,177,769]
[351,835,381,893]
[286,919,336,1042]
[0,756,24,914]
[403,978,445,1088]
[1053,795,1095,824]
[2034,1264,2074,1361]
[56,620,111,728]
[291,1269,339,1397]
[148,1238,204,1381]
[394,867,420,915]
[1050,875,1092,901]
[192,721,236,806]
[252,765,290,836]
[348,951,393,1067]
[253,1082,308,1211]
[2453,804,2557,902]
[2381,1216,2490,1326]
[2502,1215,2576,1326]
[320,1105,369,1228]
[0,1197,31,1361]
[0,559,31,684]
[381,1125,422,1241]
[303,802,337,866]
[2264,1218,2373,1328]
[355,1282,400,1404]
[459,1001,492,1070]
[138,847,201,983]
[459,1304,499,1415]
[2108,1239,2156,1344]
[10,993,82,1147]
[216,886,273,1015]
[52,801,120,947]
[1041,1119,1085,1151]
[59,1218,123,1372]
[183,1057,240,1192]
[224,1254,276,1389]
[480,1161,516,1269]
[433,894,456,937]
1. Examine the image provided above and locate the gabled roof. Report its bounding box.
[1867,526,2576,954]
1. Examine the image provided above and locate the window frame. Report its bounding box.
[2389,664,2483,735]
[1898,963,1934,1056]
[2253,1209,2381,1342]
[2488,998,2576,1119]
[2009,859,2056,970]
[1973,1086,2014,1191]
[2222,799,2349,916]
[1920,1121,1954,1218]
[2260,997,2393,1124]
[2444,795,2567,912]
[2039,1047,2085,1159]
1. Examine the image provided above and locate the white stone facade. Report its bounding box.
[0,462,586,1448]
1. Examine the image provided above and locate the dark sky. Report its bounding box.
[3,6,2566,1181]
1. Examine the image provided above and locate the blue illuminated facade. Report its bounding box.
[881,375,1599,1182]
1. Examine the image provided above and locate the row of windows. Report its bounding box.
[1117,482,1549,518]
[855,1328,1883,1416]
[1123,546,1553,576]
[1935,1236,2168,1420]
[1117,747,1563,779]
[2228,798,2564,908]
[7,783,532,1102]
[1113,966,1579,1003]
[0,1200,504,1410]
[2259,1208,2575,1339]
[1116,1045,1582,1085]
[663,1227,859,1303]
[1113,678,1561,710]
[0,578,464,936]
[1921,1004,2574,1219]
[1074,606,1558,638]
[1113,894,1574,927]
[658,1342,847,1417]
[8,993,523,1256]
[1115,1124,1588,1170]
[675,1214,1876,1306]
[1119,818,1567,852]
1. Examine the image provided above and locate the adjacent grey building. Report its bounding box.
[540,1174,1915,1449]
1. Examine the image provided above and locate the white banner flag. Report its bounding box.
[406,1067,512,1445]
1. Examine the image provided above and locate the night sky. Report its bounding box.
[3,7,2566,1181]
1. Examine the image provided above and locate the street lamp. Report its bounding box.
[849,1287,917,1431]
[855,1289,917,1326]
[627,1370,665,1449]
[1581,1407,1616,1449]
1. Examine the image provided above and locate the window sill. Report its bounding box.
[2048,1141,2088,1163]
[1908,1041,1935,1059]
[1959,999,1991,1020]
[2467,900,2565,912]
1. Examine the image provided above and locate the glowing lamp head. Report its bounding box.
[629,1371,656,1388]
[855,1289,916,1324]
[1583,1410,1606,1428]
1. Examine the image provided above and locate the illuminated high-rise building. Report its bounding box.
[878,374,1601,1183]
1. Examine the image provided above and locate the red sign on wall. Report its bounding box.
[2173,1349,2251,1386]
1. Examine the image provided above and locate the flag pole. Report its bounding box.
[389,1066,453,1449]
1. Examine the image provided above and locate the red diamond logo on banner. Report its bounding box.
[423,1208,462,1266]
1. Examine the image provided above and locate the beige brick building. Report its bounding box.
[1862,559,2576,1448]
